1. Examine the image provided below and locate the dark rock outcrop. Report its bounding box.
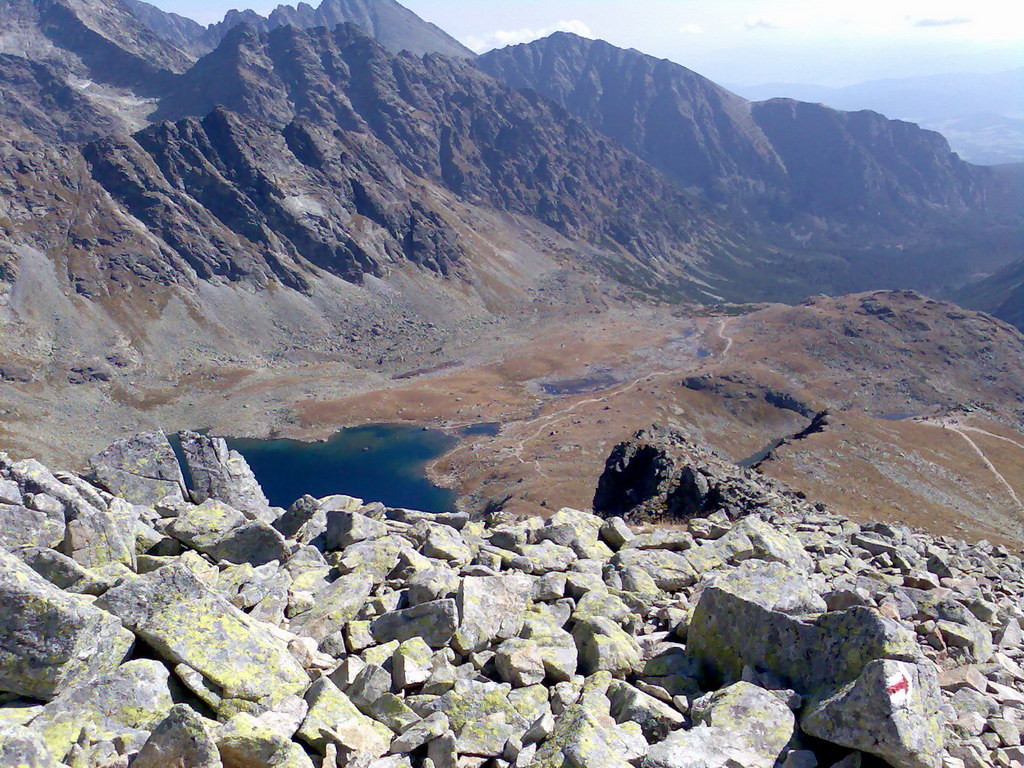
[593,424,815,523]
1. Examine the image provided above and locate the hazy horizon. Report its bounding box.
[146,0,1024,87]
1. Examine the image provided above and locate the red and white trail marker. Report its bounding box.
[886,663,913,706]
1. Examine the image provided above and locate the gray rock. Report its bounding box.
[610,547,699,590]
[573,616,641,676]
[608,680,685,742]
[389,712,449,753]
[495,638,547,687]
[801,659,944,768]
[453,575,534,654]
[87,432,186,505]
[688,561,920,693]
[209,519,291,567]
[168,500,287,566]
[217,711,316,768]
[296,678,391,757]
[0,504,54,550]
[0,549,133,700]
[289,573,375,646]
[0,726,60,768]
[371,599,459,649]
[30,660,173,762]
[132,704,222,768]
[392,638,434,690]
[600,517,634,550]
[178,431,272,521]
[325,510,389,550]
[60,494,136,570]
[96,564,308,713]
[689,682,795,768]
[0,479,22,505]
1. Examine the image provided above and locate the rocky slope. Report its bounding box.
[1,429,1023,768]
[0,0,192,89]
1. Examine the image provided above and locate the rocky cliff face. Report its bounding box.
[0,53,126,141]
[0,430,1022,768]
[478,33,995,231]
[146,24,718,291]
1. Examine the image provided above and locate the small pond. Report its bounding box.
[175,424,487,512]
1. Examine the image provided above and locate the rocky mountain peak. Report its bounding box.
[123,0,476,59]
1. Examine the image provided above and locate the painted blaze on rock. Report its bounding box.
[688,560,944,768]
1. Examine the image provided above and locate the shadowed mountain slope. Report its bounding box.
[478,33,995,229]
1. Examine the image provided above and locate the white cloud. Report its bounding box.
[913,16,972,27]
[744,15,784,30]
[680,23,704,35]
[465,20,595,53]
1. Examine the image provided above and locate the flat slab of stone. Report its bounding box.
[87,431,186,505]
[0,550,133,700]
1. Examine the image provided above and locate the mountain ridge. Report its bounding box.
[123,0,475,58]
[478,33,994,229]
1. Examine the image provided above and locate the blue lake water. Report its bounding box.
[175,424,477,512]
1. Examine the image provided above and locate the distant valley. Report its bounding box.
[0,0,1021,544]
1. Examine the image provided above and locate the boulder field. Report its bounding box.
[0,429,1022,768]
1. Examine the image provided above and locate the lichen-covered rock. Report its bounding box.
[296,678,391,757]
[0,549,133,700]
[532,673,638,768]
[610,547,699,590]
[218,712,316,768]
[392,638,434,690]
[30,659,173,762]
[573,616,640,676]
[424,679,530,734]
[3,460,70,546]
[521,618,578,682]
[168,499,248,550]
[607,680,685,742]
[132,704,222,768]
[325,510,388,551]
[496,638,547,687]
[87,431,186,505]
[688,560,919,692]
[167,500,288,567]
[801,659,944,768]
[454,575,534,653]
[288,572,374,648]
[690,682,795,767]
[209,520,290,567]
[96,564,308,713]
[372,599,459,649]
[0,504,56,550]
[0,726,60,768]
[178,431,272,521]
[644,681,795,768]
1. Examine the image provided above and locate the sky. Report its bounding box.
[150,0,1024,86]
